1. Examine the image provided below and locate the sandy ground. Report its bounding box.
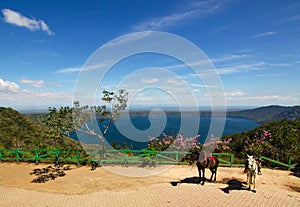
[0,162,299,206]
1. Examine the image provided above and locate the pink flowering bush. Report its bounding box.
[243,129,274,157]
[148,133,201,152]
[222,128,279,161]
[148,133,174,151]
[204,135,232,153]
[169,134,201,151]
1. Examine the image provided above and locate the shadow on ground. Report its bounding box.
[170,176,220,186]
[290,164,300,178]
[287,185,300,193]
[219,178,256,194]
[170,176,200,186]
[29,164,71,183]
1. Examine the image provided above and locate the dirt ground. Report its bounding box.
[0,162,299,206]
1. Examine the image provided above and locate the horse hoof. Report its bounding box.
[201,183,205,186]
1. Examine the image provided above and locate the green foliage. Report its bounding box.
[43,89,128,144]
[222,118,300,163]
[111,141,133,150]
[0,107,80,149]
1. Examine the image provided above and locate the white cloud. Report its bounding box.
[217,62,266,74]
[20,78,44,88]
[48,81,63,88]
[55,66,82,73]
[55,64,106,73]
[224,90,299,106]
[255,73,284,77]
[211,54,248,63]
[141,78,159,84]
[167,78,185,86]
[134,10,198,31]
[252,31,277,38]
[39,20,53,35]
[0,78,19,93]
[2,8,54,35]
[279,15,300,23]
[225,90,246,97]
[192,89,202,93]
[0,89,73,109]
[133,0,229,31]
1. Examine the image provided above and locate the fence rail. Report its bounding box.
[0,149,235,166]
[0,149,294,169]
[259,156,295,170]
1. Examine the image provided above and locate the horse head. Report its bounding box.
[189,150,199,164]
[247,155,256,170]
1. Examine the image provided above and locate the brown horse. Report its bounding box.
[189,151,219,185]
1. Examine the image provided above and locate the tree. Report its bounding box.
[43,89,128,149]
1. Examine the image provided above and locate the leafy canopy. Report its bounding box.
[43,89,128,143]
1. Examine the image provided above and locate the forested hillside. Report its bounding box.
[0,107,80,149]
[220,118,300,163]
[228,105,300,123]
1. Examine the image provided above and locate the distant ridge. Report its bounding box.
[26,105,300,125]
[227,105,300,123]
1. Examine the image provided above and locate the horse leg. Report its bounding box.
[197,163,202,185]
[247,172,250,190]
[209,168,213,182]
[253,173,256,191]
[249,174,252,190]
[201,168,205,185]
[213,168,217,182]
[198,168,202,184]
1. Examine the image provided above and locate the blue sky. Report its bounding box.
[0,0,300,110]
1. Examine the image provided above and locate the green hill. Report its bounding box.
[228,105,300,123]
[221,118,300,163]
[0,107,81,149]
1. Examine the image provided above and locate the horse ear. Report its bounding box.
[247,154,250,158]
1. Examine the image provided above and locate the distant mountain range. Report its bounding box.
[126,105,300,123]
[227,105,300,123]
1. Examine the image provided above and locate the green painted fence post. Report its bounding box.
[55,150,59,165]
[124,150,127,164]
[230,154,234,165]
[16,149,20,162]
[288,157,292,170]
[100,149,104,165]
[76,150,80,166]
[35,150,39,164]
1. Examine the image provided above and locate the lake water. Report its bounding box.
[74,115,259,150]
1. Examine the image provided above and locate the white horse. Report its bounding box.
[246,155,258,191]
